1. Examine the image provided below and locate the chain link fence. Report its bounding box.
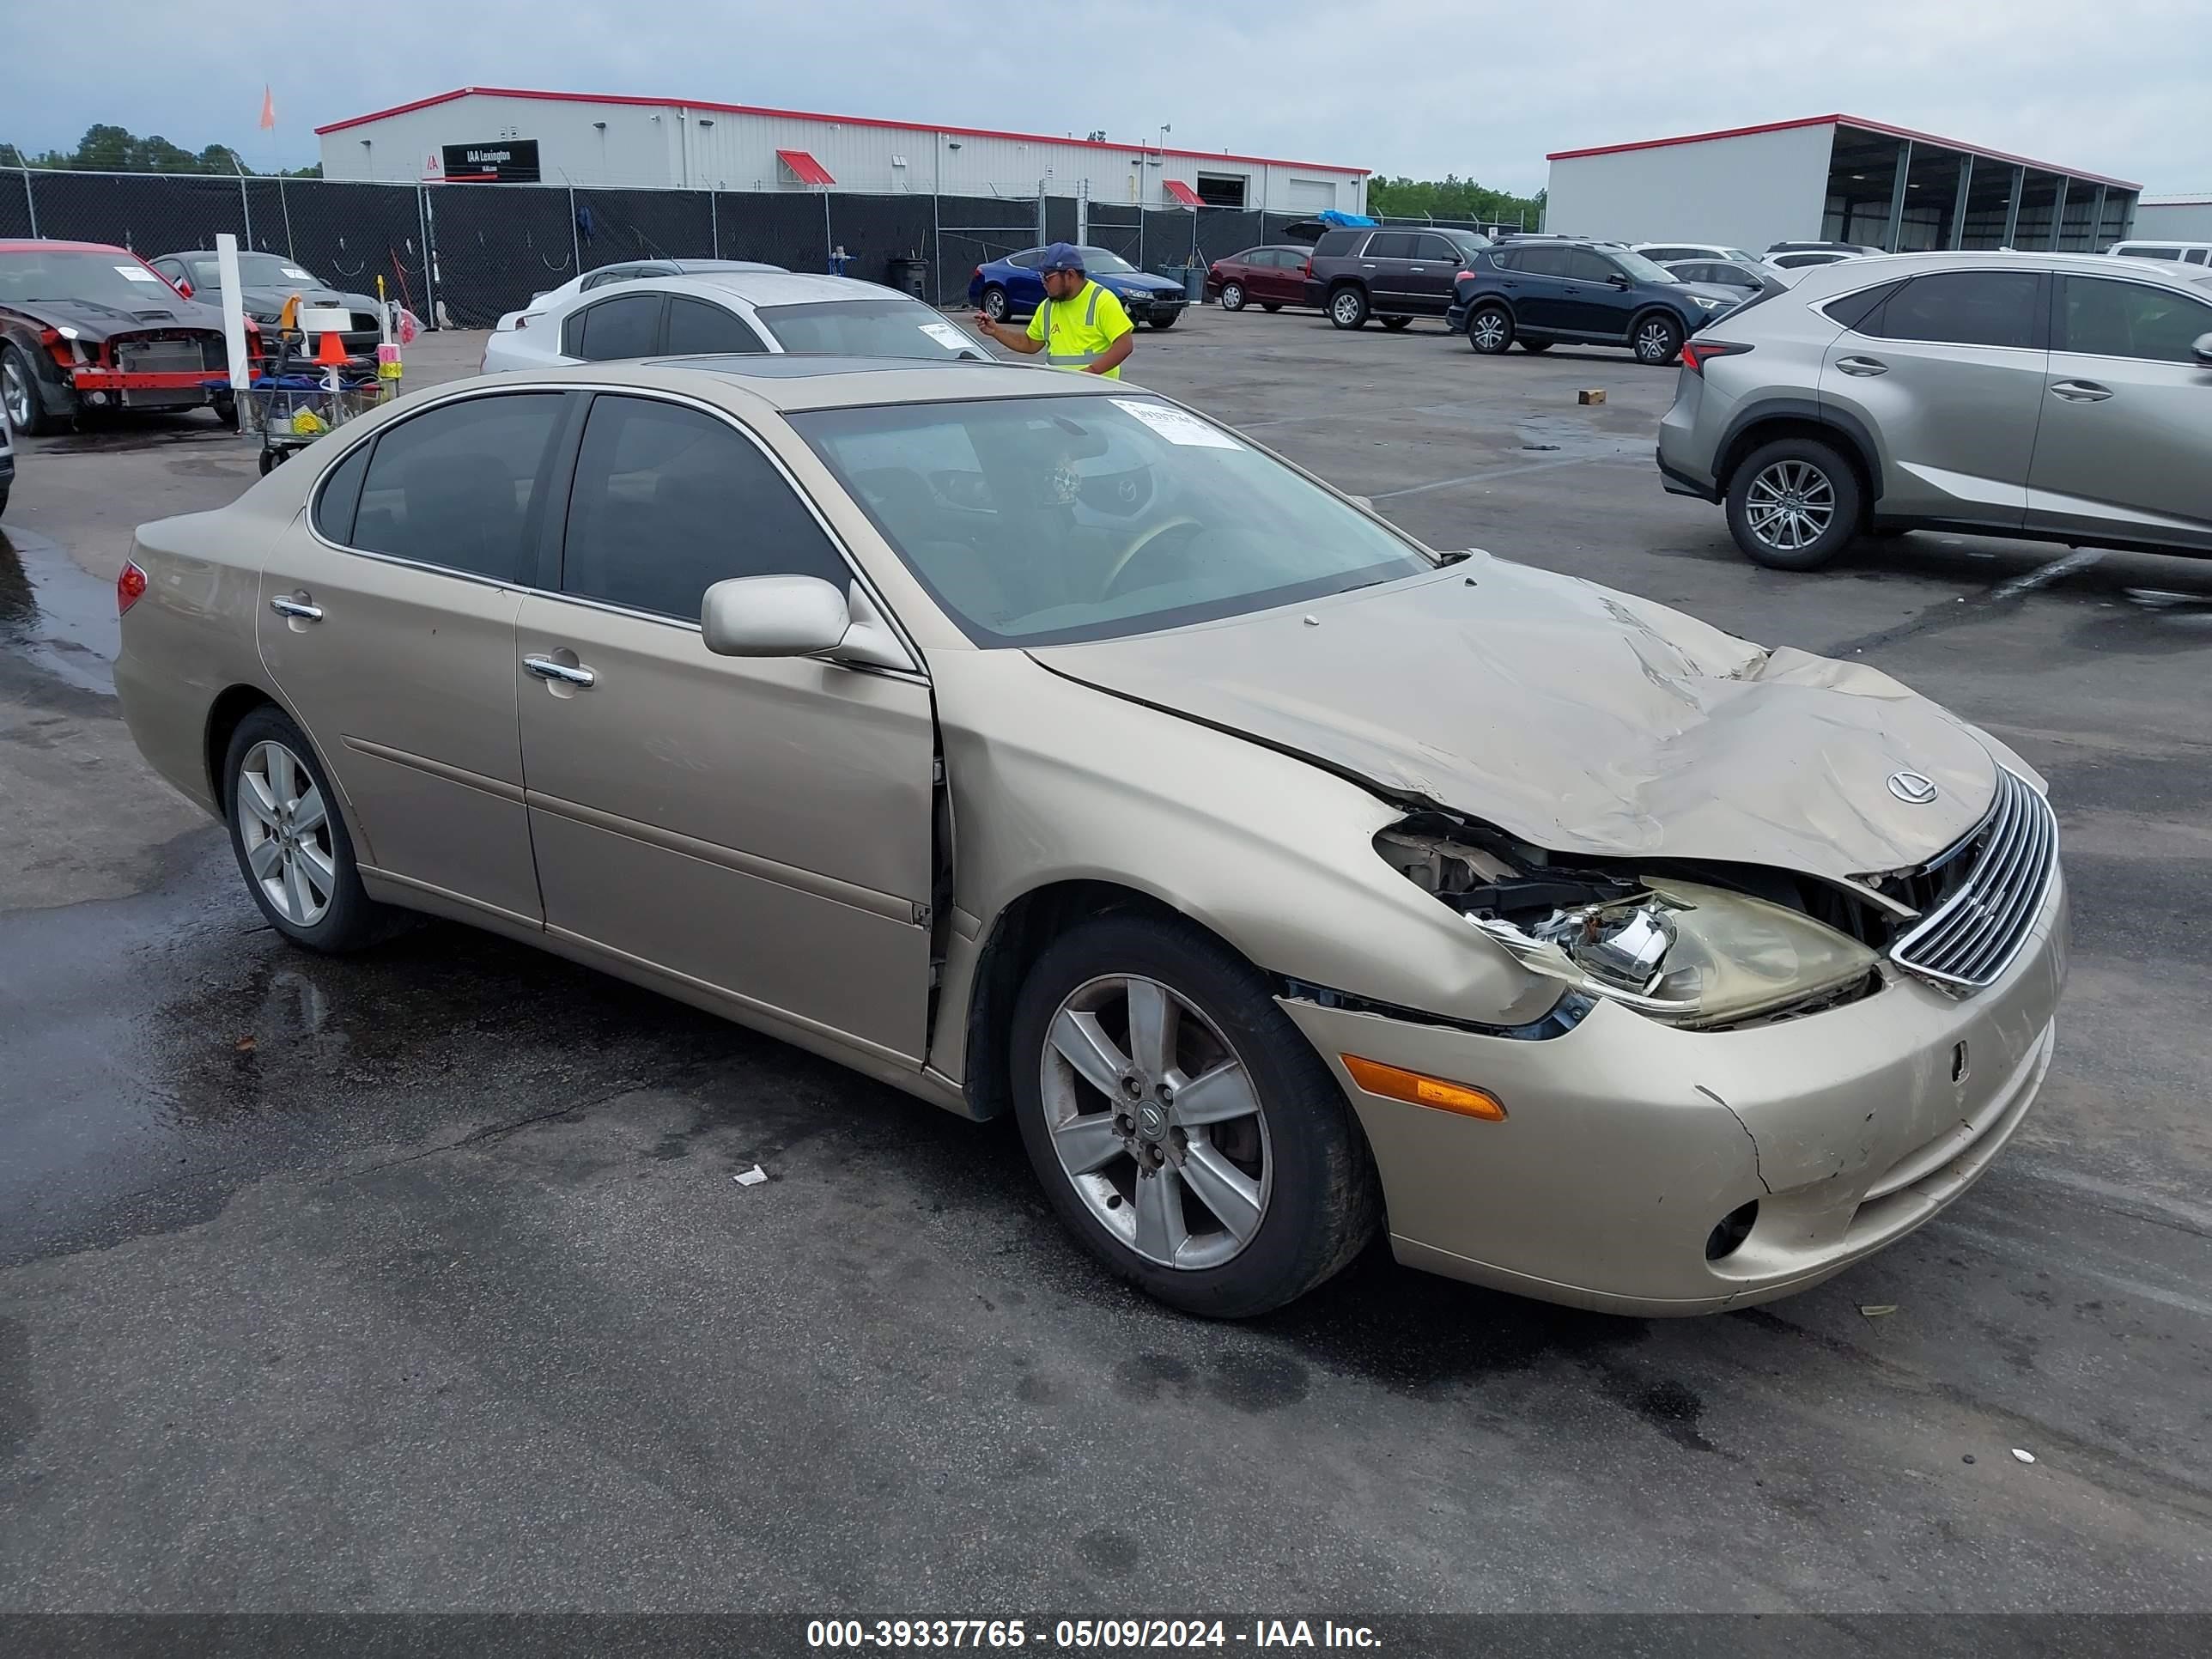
[1,167,1091,325]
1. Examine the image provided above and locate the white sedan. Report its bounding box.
[490,258,787,335]
[480,272,989,373]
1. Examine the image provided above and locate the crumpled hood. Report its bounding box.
[12,296,220,339]
[239,285,375,317]
[1027,555,2006,883]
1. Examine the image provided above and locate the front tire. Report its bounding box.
[1148,312,1179,331]
[1010,915,1379,1318]
[1466,303,1513,354]
[213,392,239,429]
[1518,339,1553,353]
[1632,313,1684,366]
[1726,438,1863,571]
[1380,315,1413,331]
[3,343,63,436]
[1219,281,1246,312]
[1260,301,1281,313]
[1328,286,1369,330]
[981,286,1010,324]
[223,706,389,951]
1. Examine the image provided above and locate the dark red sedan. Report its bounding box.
[1201,246,1314,313]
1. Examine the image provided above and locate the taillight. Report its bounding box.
[117,561,149,617]
[1302,259,1313,278]
[1680,339,1753,376]
[973,265,984,280]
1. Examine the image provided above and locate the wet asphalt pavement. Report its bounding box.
[2,314,2209,1624]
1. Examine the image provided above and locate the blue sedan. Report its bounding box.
[969,246,1188,330]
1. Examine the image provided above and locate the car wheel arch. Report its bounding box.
[958,878,1266,1123]
[1629,305,1687,344]
[1717,403,1883,507]
[204,684,320,823]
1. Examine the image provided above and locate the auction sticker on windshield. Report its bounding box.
[281,266,314,281]
[115,266,159,283]
[919,322,970,352]
[1110,399,1242,449]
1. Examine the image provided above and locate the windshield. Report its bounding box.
[1612,249,1681,284]
[0,249,178,307]
[1439,229,1492,255]
[185,252,325,290]
[793,395,1434,647]
[754,298,989,359]
[1073,247,1138,275]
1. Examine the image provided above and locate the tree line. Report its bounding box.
[8,125,321,178]
[1366,174,1546,228]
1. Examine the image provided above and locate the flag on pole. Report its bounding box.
[259,86,276,131]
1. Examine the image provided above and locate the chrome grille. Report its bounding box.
[1891,769,2057,991]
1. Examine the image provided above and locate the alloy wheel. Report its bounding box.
[983,289,1008,322]
[1040,973,1273,1271]
[1331,291,1363,326]
[1744,459,1837,553]
[1636,319,1677,362]
[2,357,32,429]
[1221,282,1243,310]
[1471,311,1508,351]
[236,739,336,927]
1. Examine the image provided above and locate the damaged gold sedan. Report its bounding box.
[113,356,2065,1318]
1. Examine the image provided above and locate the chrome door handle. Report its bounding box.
[1408,265,1425,272]
[1834,356,1888,376]
[269,594,323,621]
[523,655,596,688]
[2050,380,2112,401]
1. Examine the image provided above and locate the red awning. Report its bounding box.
[775,149,836,186]
[1162,179,1203,207]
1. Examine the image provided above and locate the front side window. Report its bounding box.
[793,394,1433,648]
[561,395,851,620]
[753,298,985,359]
[1568,249,1623,283]
[1413,235,1458,263]
[1363,232,1417,260]
[564,293,664,361]
[665,297,768,355]
[1607,249,1680,284]
[1865,270,2045,349]
[2057,276,2212,363]
[350,393,567,581]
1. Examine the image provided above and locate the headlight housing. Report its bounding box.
[1469,878,1877,1029]
[1689,295,1728,310]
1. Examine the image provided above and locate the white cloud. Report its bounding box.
[5,0,2204,192]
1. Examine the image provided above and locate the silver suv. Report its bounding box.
[1657,252,2212,569]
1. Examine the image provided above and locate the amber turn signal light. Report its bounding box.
[1340,1054,1505,1121]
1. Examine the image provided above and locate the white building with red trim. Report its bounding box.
[1543,115,2141,253]
[316,87,1369,213]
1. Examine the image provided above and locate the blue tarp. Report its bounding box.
[1316,210,1377,228]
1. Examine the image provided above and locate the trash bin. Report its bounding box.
[886,255,929,301]
[1182,265,1205,303]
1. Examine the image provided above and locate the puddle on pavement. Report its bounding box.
[0,526,119,695]
[34,422,234,458]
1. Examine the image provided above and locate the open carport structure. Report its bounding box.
[1544,115,2140,254]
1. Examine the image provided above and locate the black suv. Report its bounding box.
[1303,226,1493,330]
[1445,240,1742,365]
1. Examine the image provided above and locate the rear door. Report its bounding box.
[1360,232,1418,309]
[1249,249,1292,303]
[514,392,937,1060]
[1506,246,1577,331]
[1818,268,2049,526]
[257,390,571,923]
[2025,273,2212,551]
[1005,250,1048,317]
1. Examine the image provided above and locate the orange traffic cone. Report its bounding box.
[315,326,348,368]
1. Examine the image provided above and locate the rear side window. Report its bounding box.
[313,439,371,544]
[351,393,567,581]
[1363,232,1417,259]
[1863,270,2045,349]
[1515,246,1575,277]
[1007,249,1044,270]
[1311,231,1360,258]
[2057,276,2212,363]
[564,293,664,361]
[1823,281,1905,331]
[665,297,768,355]
[559,395,852,621]
[2189,249,2211,266]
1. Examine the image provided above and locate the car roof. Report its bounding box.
[483,353,1107,414]
[587,270,902,307]
[1784,247,2212,294]
[0,240,131,255]
[667,258,787,273]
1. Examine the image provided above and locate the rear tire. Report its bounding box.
[981,285,1010,324]
[1632,312,1684,366]
[1726,438,1863,572]
[1466,304,1513,354]
[1010,914,1380,1318]
[1328,286,1369,330]
[222,705,391,952]
[1219,282,1246,312]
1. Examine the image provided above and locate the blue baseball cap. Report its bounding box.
[1037,242,1086,274]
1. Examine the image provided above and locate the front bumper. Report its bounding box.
[1281,869,2068,1316]
[1121,293,1186,322]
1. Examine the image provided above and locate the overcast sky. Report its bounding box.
[7,0,2207,194]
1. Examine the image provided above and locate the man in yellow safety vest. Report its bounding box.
[972,243,1135,378]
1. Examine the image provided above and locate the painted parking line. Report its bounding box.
[1992,547,2105,601]
[1370,453,1619,502]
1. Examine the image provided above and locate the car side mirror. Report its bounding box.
[1607,273,1632,289]
[701,575,912,672]
[2194,332,2212,368]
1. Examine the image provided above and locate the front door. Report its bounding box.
[1818,268,2051,526]
[1401,234,1462,315]
[2026,273,2212,552]
[1359,231,1419,309]
[514,391,938,1060]
[1563,248,1633,337]
[256,390,570,923]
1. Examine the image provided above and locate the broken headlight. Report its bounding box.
[1467,878,1878,1030]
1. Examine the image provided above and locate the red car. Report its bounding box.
[0,240,258,434]
[1201,245,1314,313]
